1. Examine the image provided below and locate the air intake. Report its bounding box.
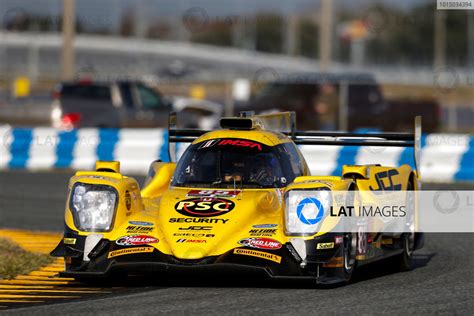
[220,118,261,130]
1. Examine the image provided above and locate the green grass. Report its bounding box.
[0,238,53,279]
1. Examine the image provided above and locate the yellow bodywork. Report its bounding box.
[63,130,417,261]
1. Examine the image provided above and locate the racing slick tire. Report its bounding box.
[393,233,414,272]
[342,232,357,282]
[392,181,415,272]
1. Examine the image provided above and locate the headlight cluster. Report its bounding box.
[285,189,331,235]
[70,183,117,231]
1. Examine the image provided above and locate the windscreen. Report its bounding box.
[171,138,298,188]
[60,84,111,100]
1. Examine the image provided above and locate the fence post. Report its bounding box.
[338,80,348,131]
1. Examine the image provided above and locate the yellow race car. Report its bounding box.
[51,112,423,284]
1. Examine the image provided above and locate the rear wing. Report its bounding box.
[292,116,422,178]
[167,112,422,177]
[168,112,209,162]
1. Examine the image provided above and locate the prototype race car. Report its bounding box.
[52,112,424,284]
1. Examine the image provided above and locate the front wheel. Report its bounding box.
[392,232,414,272]
[343,233,357,282]
[393,181,415,271]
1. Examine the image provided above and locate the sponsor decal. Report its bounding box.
[198,139,218,149]
[108,246,154,258]
[125,191,132,210]
[169,218,228,224]
[179,226,212,231]
[317,242,335,250]
[116,235,158,246]
[217,139,262,151]
[174,233,215,237]
[198,138,262,151]
[303,180,333,187]
[249,228,277,237]
[128,221,154,226]
[239,238,282,250]
[63,238,76,245]
[369,169,402,192]
[175,198,235,217]
[233,248,281,263]
[335,236,344,245]
[126,225,154,234]
[186,190,240,198]
[252,224,278,229]
[176,238,206,243]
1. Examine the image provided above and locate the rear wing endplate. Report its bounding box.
[167,112,209,161]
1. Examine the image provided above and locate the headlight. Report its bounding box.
[285,189,331,235]
[70,183,117,232]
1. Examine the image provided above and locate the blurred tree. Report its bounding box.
[147,22,173,40]
[119,9,135,37]
[339,2,468,67]
[189,21,233,47]
[299,18,319,58]
[444,9,468,66]
[255,14,284,53]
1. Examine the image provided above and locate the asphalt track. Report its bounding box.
[0,171,473,315]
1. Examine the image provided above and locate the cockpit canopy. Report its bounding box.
[171,138,305,188]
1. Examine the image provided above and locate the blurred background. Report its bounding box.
[0,0,473,132]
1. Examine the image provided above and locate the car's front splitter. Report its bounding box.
[59,242,348,284]
[51,226,348,284]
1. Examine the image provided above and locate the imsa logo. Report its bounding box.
[176,238,207,243]
[175,198,235,217]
